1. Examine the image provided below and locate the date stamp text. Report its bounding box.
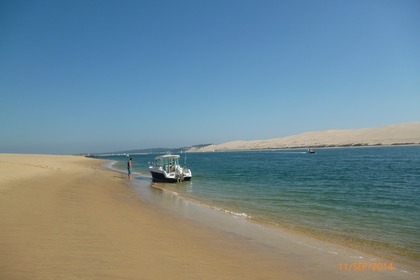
[339,262,394,272]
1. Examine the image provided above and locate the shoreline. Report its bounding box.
[186,143,420,153]
[186,122,420,152]
[104,152,420,272]
[0,154,418,279]
[107,157,420,277]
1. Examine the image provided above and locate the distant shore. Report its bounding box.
[187,122,420,152]
[189,143,420,153]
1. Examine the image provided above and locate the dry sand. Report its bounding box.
[188,122,420,152]
[1,154,417,280]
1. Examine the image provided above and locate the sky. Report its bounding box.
[1,0,419,154]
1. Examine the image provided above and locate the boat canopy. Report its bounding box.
[155,155,180,160]
[153,155,180,171]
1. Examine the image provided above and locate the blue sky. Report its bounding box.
[1,0,419,154]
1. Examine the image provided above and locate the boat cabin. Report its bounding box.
[153,155,180,173]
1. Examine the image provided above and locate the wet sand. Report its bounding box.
[0,154,417,279]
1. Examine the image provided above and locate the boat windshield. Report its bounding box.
[155,156,179,173]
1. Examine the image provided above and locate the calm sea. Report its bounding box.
[102,146,420,267]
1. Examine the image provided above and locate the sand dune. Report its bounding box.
[188,122,420,152]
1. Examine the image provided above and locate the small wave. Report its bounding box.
[102,160,123,173]
[145,182,254,220]
[212,207,253,219]
[150,184,180,196]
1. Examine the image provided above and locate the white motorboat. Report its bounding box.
[149,154,192,182]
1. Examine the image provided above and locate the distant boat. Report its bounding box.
[307,149,316,154]
[149,154,192,183]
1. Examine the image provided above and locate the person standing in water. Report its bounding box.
[127,157,132,180]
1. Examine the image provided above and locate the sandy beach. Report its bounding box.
[0,154,298,279]
[0,154,417,280]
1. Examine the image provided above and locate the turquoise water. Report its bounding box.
[103,146,420,266]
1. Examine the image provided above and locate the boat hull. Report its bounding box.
[150,171,192,183]
[149,154,192,183]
